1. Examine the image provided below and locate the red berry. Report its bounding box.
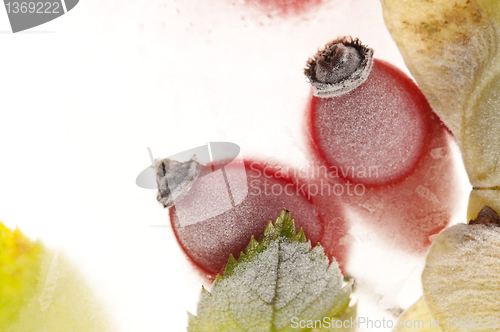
[168,159,347,276]
[304,38,462,253]
[307,52,432,186]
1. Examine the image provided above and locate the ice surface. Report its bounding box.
[0,0,472,330]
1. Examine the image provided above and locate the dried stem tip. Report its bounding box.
[305,37,373,98]
[469,206,500,227]
[155,158,201,208]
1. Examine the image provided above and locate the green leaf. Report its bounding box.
[188,209,354,332]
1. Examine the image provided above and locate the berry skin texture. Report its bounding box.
[308,58,432,186]
[168,159,347,277]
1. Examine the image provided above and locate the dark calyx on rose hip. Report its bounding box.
[305,37,432,186]
[157,158,345,277]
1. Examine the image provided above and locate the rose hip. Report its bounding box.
[305,38,432,186]
[167,159,347,276]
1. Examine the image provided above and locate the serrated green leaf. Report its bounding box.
[188,210,354,332]
[245,236,259,256]
[223,255,238,278]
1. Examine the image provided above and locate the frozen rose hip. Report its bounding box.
[163,159,346,276]
[303,37,462,253]
[305,37,432,186]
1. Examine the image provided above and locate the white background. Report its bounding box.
[0,0,470,331]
